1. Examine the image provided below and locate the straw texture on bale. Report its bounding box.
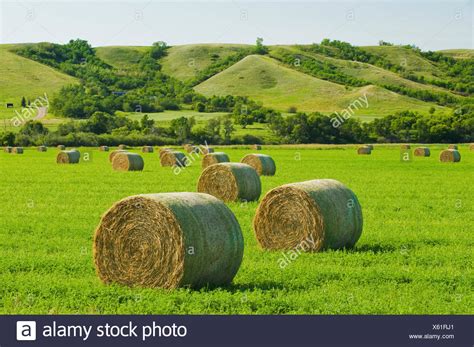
[93,192,244,289]
[200,146,215,155]
[142,146,154,153]
[118,144,128,150]
[99,146,109,152]
[448,144,458,150]
[201,152,230,169]
[12,147,23,154]
[252,144,262,150]
[400,144,411,150]
[109,149,127,163]
[37,145,47,152]
[440,149,461,162]
[414,147,430,157]
[160,151,188,167]
[112,152,144,171]
[4,146,12,153]
[57,145,66,150]
[357,146,371,155]
[197,163,261,202]
[241,153,276,176]
[253,179,363,252]
[57,149,80,164]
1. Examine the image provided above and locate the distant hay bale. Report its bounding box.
[414,147,430,157]
[109,149,127,163]
[57,149,80,164]
[160,151,188,167]
[93,192,244,289]
[241,154,276,176]
[400,144,411,150]
[200,146,215,155]
[57,145,66,150]
[112,152,144,171]
[440,149,461,162]
[99,146,109,152]
[118,144,127,150]
[470,143,474,151]
[253,179,363,252]
[366,144,374,150]
[252,144,262,150]
[3,146,12,153]
[183,144,199,153]
[197,163,261,202]
[12,147,23,154]
[37,145,47,152]
[142,146,154,153]
[357,146,371,155]
[159,147,172,158]
[202,152,230,169]
[448,144,458,150]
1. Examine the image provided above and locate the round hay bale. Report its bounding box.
[118,144,128,150]
[357,146,371,155]
[400,144,411,150]
[241,153,276,176]
[200,146,215,155]
[159,147,172,158]
[112,152,144,171]
[252,144,262,150]
[440,149,461,162]
[183,144,197,153]
[12,147,23,154]
[109,149,127,163]
[57,149,80,164]
[160,151,188,167]
[37,145,47,152]
[197,163,261,202]
[253,179,363,252]
[414,147,430,157]
[366,144,374,150]
[93,192,244,289]
[202,152,230,169]
[99,145,109,152]
[142,146,154,153]
[448,144,458,150]
[57,145,66,150]
[4,146,12,153]
[469,143,474,151]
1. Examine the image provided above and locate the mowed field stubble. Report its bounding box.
[0,145,472,314]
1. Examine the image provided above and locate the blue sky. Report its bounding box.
[0,0,472,50]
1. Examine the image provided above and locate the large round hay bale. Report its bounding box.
[448,144,458,150]
[241,154,276,176]
[253,179,363,252]
[57,145,65,150]
[109,149,127,163]
[197,163,261,202]
[414,147,430,157]
[118,144,127,150]
[112,152,144,171]
[4,146,12,153]
[57,149,80,164]
[252,144,262,150]
[440,149,461,162]
[142,146,154,153]
[12,147,23,154]
[99,145,109,152]
[37,145,47,152]
[400,144,411,150]
[357,146,371,155]
[202,152,230,169]
[160,151,188,167]
[201,146,215,155]
[93,192,244,289]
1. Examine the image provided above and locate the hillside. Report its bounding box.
[438,49,474,60]
[194,55,446,117]
[95,46,150,70]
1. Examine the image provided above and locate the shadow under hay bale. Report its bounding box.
[414,147,430,157]
[440,149,461,162]
[37,145,47,152]
[241,153,276,176]
[253,179,363,252]
[57,149,80,164]
[197,163,261,202]
[99,146,109,152]
[202,152,230,170]
[112,152,144,171]
[93,192,244,289]
[142,146,154,153]
[109,149,127,163]
[160,151,187,167]
[357,146,371,155]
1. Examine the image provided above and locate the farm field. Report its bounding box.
[0,145,472,314]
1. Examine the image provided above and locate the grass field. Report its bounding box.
[0,145,472,314]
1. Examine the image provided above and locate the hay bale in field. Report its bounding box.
[197,163,261,202]
[12,147,23,154]
[252,144,262,150]
[357,146,371,155]
[112,152,144,171]
[366,144,374,150]
[400,144,411,150]
[3,146,12,153]
[57,149,80,164]
[185,145,199,154]
[253,179,363,252]
[37,145,47,152]
[99,145,109,152]
[470,143,474,151]
[241,153,276,176]
[109,149,127,163]
[414,147,430,157]
[57,145,65,150]
[93,192,244,289]
[440,149,461,162]
[159,147,172,158]
[118,144,127,150]
[200,146,215,155]
[448,144,458,150]
[160,151,188,167]
[202,152,230,169]
[142,145,154,153]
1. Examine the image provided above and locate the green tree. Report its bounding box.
[170,116,195,143]
[255,37,268,55]
[222,117,235,143]
[21,97,26,108]
[140,114,155,134]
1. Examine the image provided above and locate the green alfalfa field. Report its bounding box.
[0,145,472,314]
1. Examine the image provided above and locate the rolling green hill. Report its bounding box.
[95,46,150,70]
[194,55,446,118]
[438,49,474,60]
